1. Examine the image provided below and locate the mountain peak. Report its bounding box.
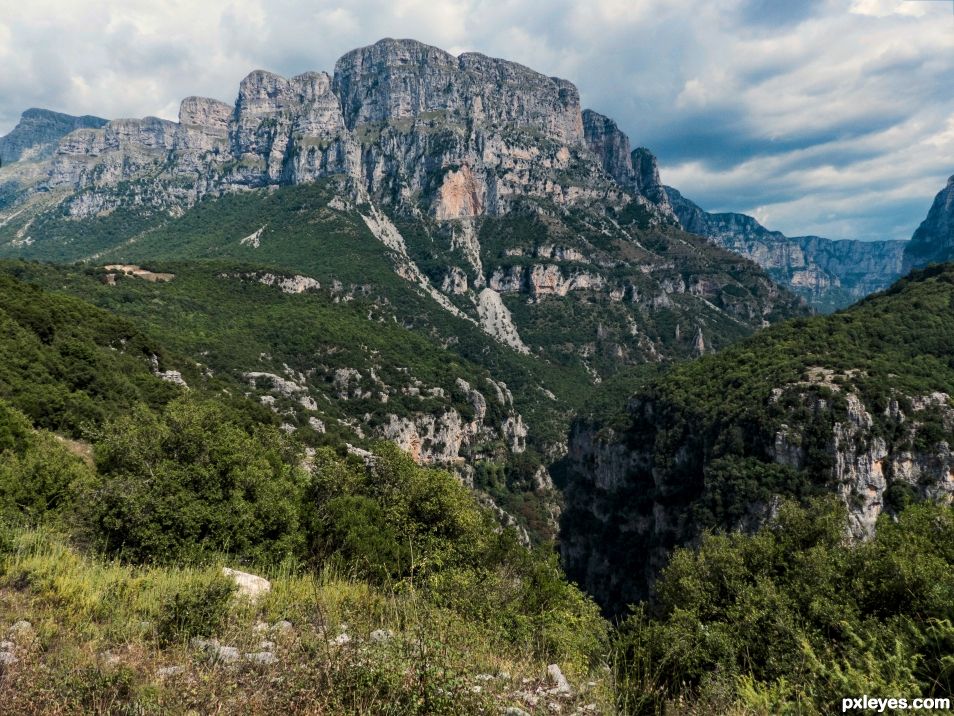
[903,173,954,271]
[1,107,107,163]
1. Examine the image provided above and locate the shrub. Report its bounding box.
[612,499,954,713]
[82,396,308,564]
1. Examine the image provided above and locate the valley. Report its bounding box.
[0,35,952,716]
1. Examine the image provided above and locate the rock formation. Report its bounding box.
[903,175,954,271]
[0,108,107,164]
[668,186,908,311]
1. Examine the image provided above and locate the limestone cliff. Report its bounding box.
[0,108,107,164]
[903,175,954,271]
[667,186,907,311]
[560,265,954,613]
[0,38,805,374]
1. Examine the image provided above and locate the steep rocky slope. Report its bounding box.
[560,263,954,613]
[0,108,107,164]
[0,40,808,540]
[0,38,804,378]
[667,186,907,311]
[903,175,954,271]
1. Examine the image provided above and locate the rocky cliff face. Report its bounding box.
[667,186,907,311]
[582,110,673,217]
[0,38,805,376]
[0,108,107,164]
[903,175,954,271]
[0,38,644,224]
[562,380,954,613]
[559,265,954,613]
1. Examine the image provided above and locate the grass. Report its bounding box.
[0,527,612,714]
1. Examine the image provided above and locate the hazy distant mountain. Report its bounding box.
[666,185,908,312]
[0,107,107,164]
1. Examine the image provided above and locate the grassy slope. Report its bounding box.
[0,527,611,715]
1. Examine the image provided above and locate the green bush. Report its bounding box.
[305,443,607,668]
[0,399,94,524]
[82,396,308,564]
[612,499,954,714]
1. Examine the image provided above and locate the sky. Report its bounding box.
[0,0,951,241]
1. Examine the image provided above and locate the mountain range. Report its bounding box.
[0,39,812,534]
[1,36,954,713]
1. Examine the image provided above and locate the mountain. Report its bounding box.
[0,38,806,518]
[560,263,954,614]
[0,108,107,164]
[667,186,908,311]
[903,175,954,271]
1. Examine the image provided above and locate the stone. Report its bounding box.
[0,652,16,665]
[329,632,351,647]
[369,629,394,643]
[212,645,240,664]
[9,620,32,638]
[156,665,185,678]
[244,651,277,665]
[222,567,271,600]
[547,663,572,694]
[270,620,294,634]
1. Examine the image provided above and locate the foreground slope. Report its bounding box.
[561,263,954,613]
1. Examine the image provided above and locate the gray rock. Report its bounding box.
[156,665,185,678]
[505,708,531,716]
[369,629,394,643]
[0,108,107,163]
[222,567,271,600]
[244,651,277,665]
[9,620,32,638]
[667,185,907,311]
[904,175,954,271]
[0,652,17,665]
[212,645,240,664]
[270,620,293,634]
[547,663,572,694]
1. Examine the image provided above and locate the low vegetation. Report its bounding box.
[614,498,954,714]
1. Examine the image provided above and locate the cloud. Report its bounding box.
[0,0,950,241]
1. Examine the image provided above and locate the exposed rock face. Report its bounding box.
[903,175,954,271]
[562,384,954,614]
[0,108,107,164]
[0,37,806,373]
[0,38,668,224]
[668,186,907,311]
[582,110,673,217]
[487,264,605,298]
[582,110,633,188]
[631,147,672,215]
[334,38,584,145]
